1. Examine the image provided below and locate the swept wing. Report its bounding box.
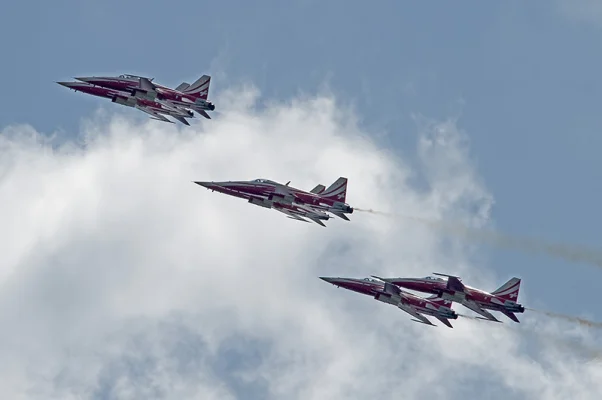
[397,302,436,326]
[462,300,501,322]
[135,105,173,123]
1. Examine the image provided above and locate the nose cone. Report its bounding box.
[319,277,337,284]
[74,77,94,83]
[194,181,218,189]
[57,81,77,88]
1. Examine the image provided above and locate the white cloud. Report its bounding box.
[0,86,600,399]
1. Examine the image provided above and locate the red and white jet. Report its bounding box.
[379,273,525,323]
[320,276,458,328]
[57,81,194,125]
[73,74,215,119]
[194,177,353,226]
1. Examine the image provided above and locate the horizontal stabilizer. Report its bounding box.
[499,309,520,323]
[434,316,454,328]
[195,109,211,119]
[331,211,350,221]
[307,217,326,227]
[172,115,191,126]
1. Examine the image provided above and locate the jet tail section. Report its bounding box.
[330,211,350,221]
[433,316,454,328]
[172,115,191,126]
[310,184,326,194]
[175,82,190,92]
[321,177,347,203]
[491,277,521,301]
[193,108,211,119]
[499,309,520,323]
[183,75,211,100]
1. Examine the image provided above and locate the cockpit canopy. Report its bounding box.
[252,178,277,184]
[118,74,154,81]
[424,276,445,282]
[362,277,381,283]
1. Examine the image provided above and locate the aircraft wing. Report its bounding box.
[273,205,327,227]
[139,77,156,91]
[397,303,435,326]
[135,105,173,123]
[433,273,466,292]
[156,99,190,115]
[462,300,501,322]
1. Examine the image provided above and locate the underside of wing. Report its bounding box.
[135,105,172,123]
[273,206,325,226]
[462,301,500,322]
[398,303,435,326]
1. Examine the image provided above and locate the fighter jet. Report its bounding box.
[320,276,458,328]
[57,81,194,125]
[73,74,215,119]
[193,177,353,226]
[379,273,525,323]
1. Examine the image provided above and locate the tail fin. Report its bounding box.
[491,277,521,301]
[183,75,211,100]
[426,295,453,309]
[310,184,326,194]
[320,177,347,203]
[175,82,190,92]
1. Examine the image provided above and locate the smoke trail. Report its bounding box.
[355,208,602,269]
[458,313,602,360]
[527,308,602,329]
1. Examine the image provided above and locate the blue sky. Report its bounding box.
[6,0,599,313]
[2,1,602,396]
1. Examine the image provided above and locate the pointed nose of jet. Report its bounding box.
[194,181,216,189]
[57,81,77,88]
[319,277,337,284]
[74,77,93,83]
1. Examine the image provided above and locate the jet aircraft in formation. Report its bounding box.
[320,273,524,327]
[194,177,353,227]
[57,71,527,332]
[320,276,458,327]
[58,74,214,125]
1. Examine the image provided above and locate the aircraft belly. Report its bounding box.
[248,197,272,208]
[441,292,465,302]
